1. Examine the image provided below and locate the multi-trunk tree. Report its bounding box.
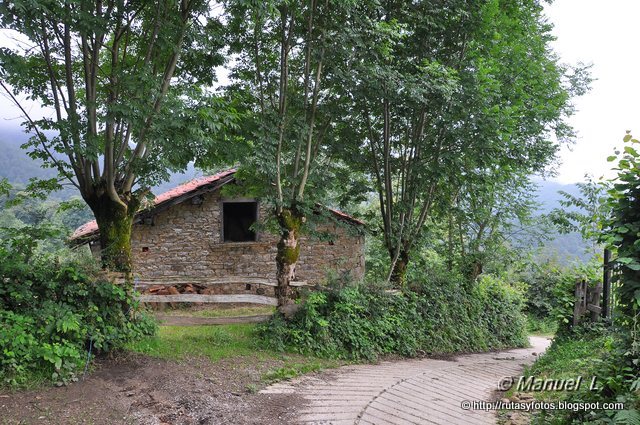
[222,0,361,306]
[0,0,231,274]
[335,0,588,285]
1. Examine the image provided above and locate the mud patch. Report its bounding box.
[0,353,305,425]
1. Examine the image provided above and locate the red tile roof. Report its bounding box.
[325,206,365,226]
[70,168,363,242]
[70,169,236,241]
[70,220,99,241]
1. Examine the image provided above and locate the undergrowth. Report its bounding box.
[0,225,156,387]
[259,273,528,361]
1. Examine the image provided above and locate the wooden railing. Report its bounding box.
[137,293,279,306]
[103,273,312,306]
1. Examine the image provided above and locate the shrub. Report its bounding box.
[259,272,527,360]
[0,225,156,386]
[519,261,566,319]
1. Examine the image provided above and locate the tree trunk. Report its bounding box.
[469,260,483,281]
[463,254,483,282]
[390,248,409,287]
[88,193,138,274]
[275,207,303,308]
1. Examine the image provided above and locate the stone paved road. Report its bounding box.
[261,337,551,425]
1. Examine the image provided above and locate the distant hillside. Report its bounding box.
[531,179,595,265]
[0,132,58,185]
[0,132,200,198]
[532,180,581,214]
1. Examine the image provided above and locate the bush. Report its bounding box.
[259,273,528,361]
[519,261,566,320]
[0,225,156,386]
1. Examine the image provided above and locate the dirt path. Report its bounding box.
[1,337,550,425]
[261,336,551,425]
[0,353,301,425]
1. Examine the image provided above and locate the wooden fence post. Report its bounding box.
[587,282,603,322]
[602,248,612,318]
[573,278,604,326]
[573,279,586,326]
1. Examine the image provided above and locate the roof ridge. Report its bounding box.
[70,168,364,242]
[70,169,237,241]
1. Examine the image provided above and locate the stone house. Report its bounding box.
[70,169,365,298]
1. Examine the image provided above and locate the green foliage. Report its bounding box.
[520,260,568,320]
[1,0,239,272]
[526,323,640,424]
[525,315,558,336]
[525,325,612,420]
[518,259,601,335]
[528,324,611,383]
[0,0,231,189]
[603,132,640,321]
[527,132,640,424]
[0,225,156,387]
[567,131,640,424]
[259,273,527,361]
[446,177,555,281]
[549,175,610,257]
[549,262,602,337]
[217,0,370,260]
[0,188,92,238]
[332,0,589,283]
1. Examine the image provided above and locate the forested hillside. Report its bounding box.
[0,134,199,198]
[531,180,594,264]
[0,132,57,185]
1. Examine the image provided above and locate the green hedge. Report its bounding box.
[259,274,528,361]
[0,225,156,386]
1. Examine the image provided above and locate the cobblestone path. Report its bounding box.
[261,337,551,425]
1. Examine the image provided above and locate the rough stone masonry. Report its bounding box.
[82,178,365,297]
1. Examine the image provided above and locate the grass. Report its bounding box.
[126,323,346,382]
[526,315,558,336]
[126,323,266,361]
[527,334,612,381]
[0,369,52,392]
[499,329,616,425]
[159,305,275,318]
[514,331,613,403]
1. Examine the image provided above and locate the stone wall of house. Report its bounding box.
[127,190,365,290]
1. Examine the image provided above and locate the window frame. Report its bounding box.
[220,198,260,243]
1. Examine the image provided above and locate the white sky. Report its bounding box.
[1,1,637,185]
[544,0,640,183]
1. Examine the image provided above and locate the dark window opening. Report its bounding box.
[223,202,257,242]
